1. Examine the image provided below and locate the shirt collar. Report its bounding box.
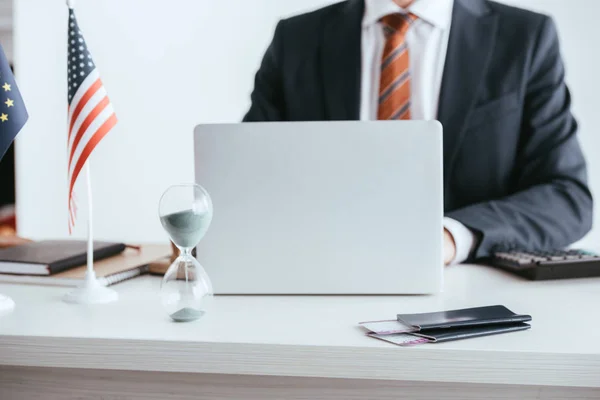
[362,0,454,30]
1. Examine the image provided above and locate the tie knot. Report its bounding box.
[381,13,417,37]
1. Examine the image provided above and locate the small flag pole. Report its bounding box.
[63,0,118,304]
[85,163,94,277]
[63,163,119,304]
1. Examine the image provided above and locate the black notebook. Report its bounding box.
[0,240,126,276]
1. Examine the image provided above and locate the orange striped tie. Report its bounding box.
[378,13,417,120]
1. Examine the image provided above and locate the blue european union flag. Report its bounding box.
[0,43,28,161]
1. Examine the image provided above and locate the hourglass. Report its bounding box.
[159,184,214,322]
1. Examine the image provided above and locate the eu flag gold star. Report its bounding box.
[4,98,14,107]
[2,83,10,91]
[0,113,7,122]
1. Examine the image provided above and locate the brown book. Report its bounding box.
[0,244,170,287]
[0,240,125,275]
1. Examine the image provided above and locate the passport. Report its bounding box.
[397,305,532,330]
[361,305,532,346]
[411,322,531,343]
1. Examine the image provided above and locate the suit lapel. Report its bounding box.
[438,0,498,183]
[321,0,364,120]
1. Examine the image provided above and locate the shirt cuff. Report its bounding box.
[443,217,477,265]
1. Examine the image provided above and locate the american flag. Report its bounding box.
[66,7,117,233]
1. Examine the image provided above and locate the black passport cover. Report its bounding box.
[0,240,126,275]
[412,322,531,342]
[397,305,532,330]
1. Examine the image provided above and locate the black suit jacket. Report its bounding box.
[243,0,593,259]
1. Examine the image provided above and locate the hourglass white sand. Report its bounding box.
[159,184,214,322]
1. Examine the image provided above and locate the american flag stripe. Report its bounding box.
[68,102,115,185]
[68,96,111,167]
[67,8,116,232]
[69,193,78,223]
[68,69,99,121]
[68,86,107,149]
[69,114,117,196]
[68,76,102,134]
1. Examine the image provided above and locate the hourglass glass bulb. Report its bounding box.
[158,184,214,322]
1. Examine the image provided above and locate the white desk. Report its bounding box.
[0,264,599,400]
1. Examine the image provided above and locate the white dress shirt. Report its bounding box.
[360,0,475,264]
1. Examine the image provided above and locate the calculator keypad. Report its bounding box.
[494,249,600,268]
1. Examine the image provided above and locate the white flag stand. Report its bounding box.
[63,163,118,304]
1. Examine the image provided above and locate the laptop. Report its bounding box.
[193,121,443,294]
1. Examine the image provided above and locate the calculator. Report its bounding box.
[489,249,600,280]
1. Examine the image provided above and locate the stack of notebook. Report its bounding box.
[0,240,170,287]
[360,305,532,346]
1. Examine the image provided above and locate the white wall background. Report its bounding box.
[13,0,600,248]
[0,0,12,61]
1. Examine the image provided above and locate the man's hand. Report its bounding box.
[444,228,456,265]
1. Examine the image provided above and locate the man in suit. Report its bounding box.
[243,0,593,264]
